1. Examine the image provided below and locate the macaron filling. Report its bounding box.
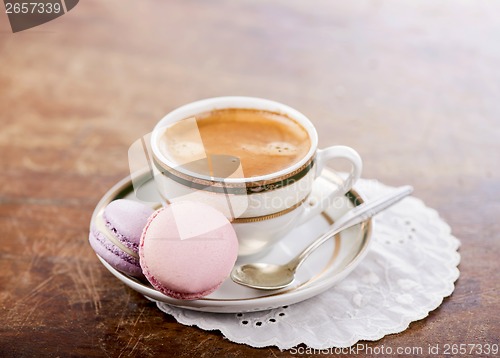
[90,228,140,266]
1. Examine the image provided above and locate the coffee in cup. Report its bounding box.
[158,108,311,179]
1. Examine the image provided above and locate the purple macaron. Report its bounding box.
[89,199,154,278]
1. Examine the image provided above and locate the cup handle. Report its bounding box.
[297,145,362,226]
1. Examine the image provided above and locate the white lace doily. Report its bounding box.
[156,178,461,349]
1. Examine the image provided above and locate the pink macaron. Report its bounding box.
[139,201,239,300]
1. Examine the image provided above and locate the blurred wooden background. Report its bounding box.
[1,0,498,356]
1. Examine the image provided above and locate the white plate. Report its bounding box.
[91,169,372,313]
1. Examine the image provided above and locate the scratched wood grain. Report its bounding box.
[1,0,499,356]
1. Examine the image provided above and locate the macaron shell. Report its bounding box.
[105,199,155,248]
[140,202,239,300]
[89,229,144,278]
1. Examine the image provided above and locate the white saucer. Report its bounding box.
[91,169,372,313]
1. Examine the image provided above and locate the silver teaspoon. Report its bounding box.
[231,185,413,290]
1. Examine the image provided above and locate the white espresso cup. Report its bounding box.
[150,97,362,257]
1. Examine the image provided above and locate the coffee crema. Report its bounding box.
[158,108,311,178]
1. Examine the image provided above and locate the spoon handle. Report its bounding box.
[289,185,413,271]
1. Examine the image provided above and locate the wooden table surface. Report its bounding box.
[1,1,499,356]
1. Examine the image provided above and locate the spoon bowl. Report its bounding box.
[231,263,295,290]
[231,185,413,290]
